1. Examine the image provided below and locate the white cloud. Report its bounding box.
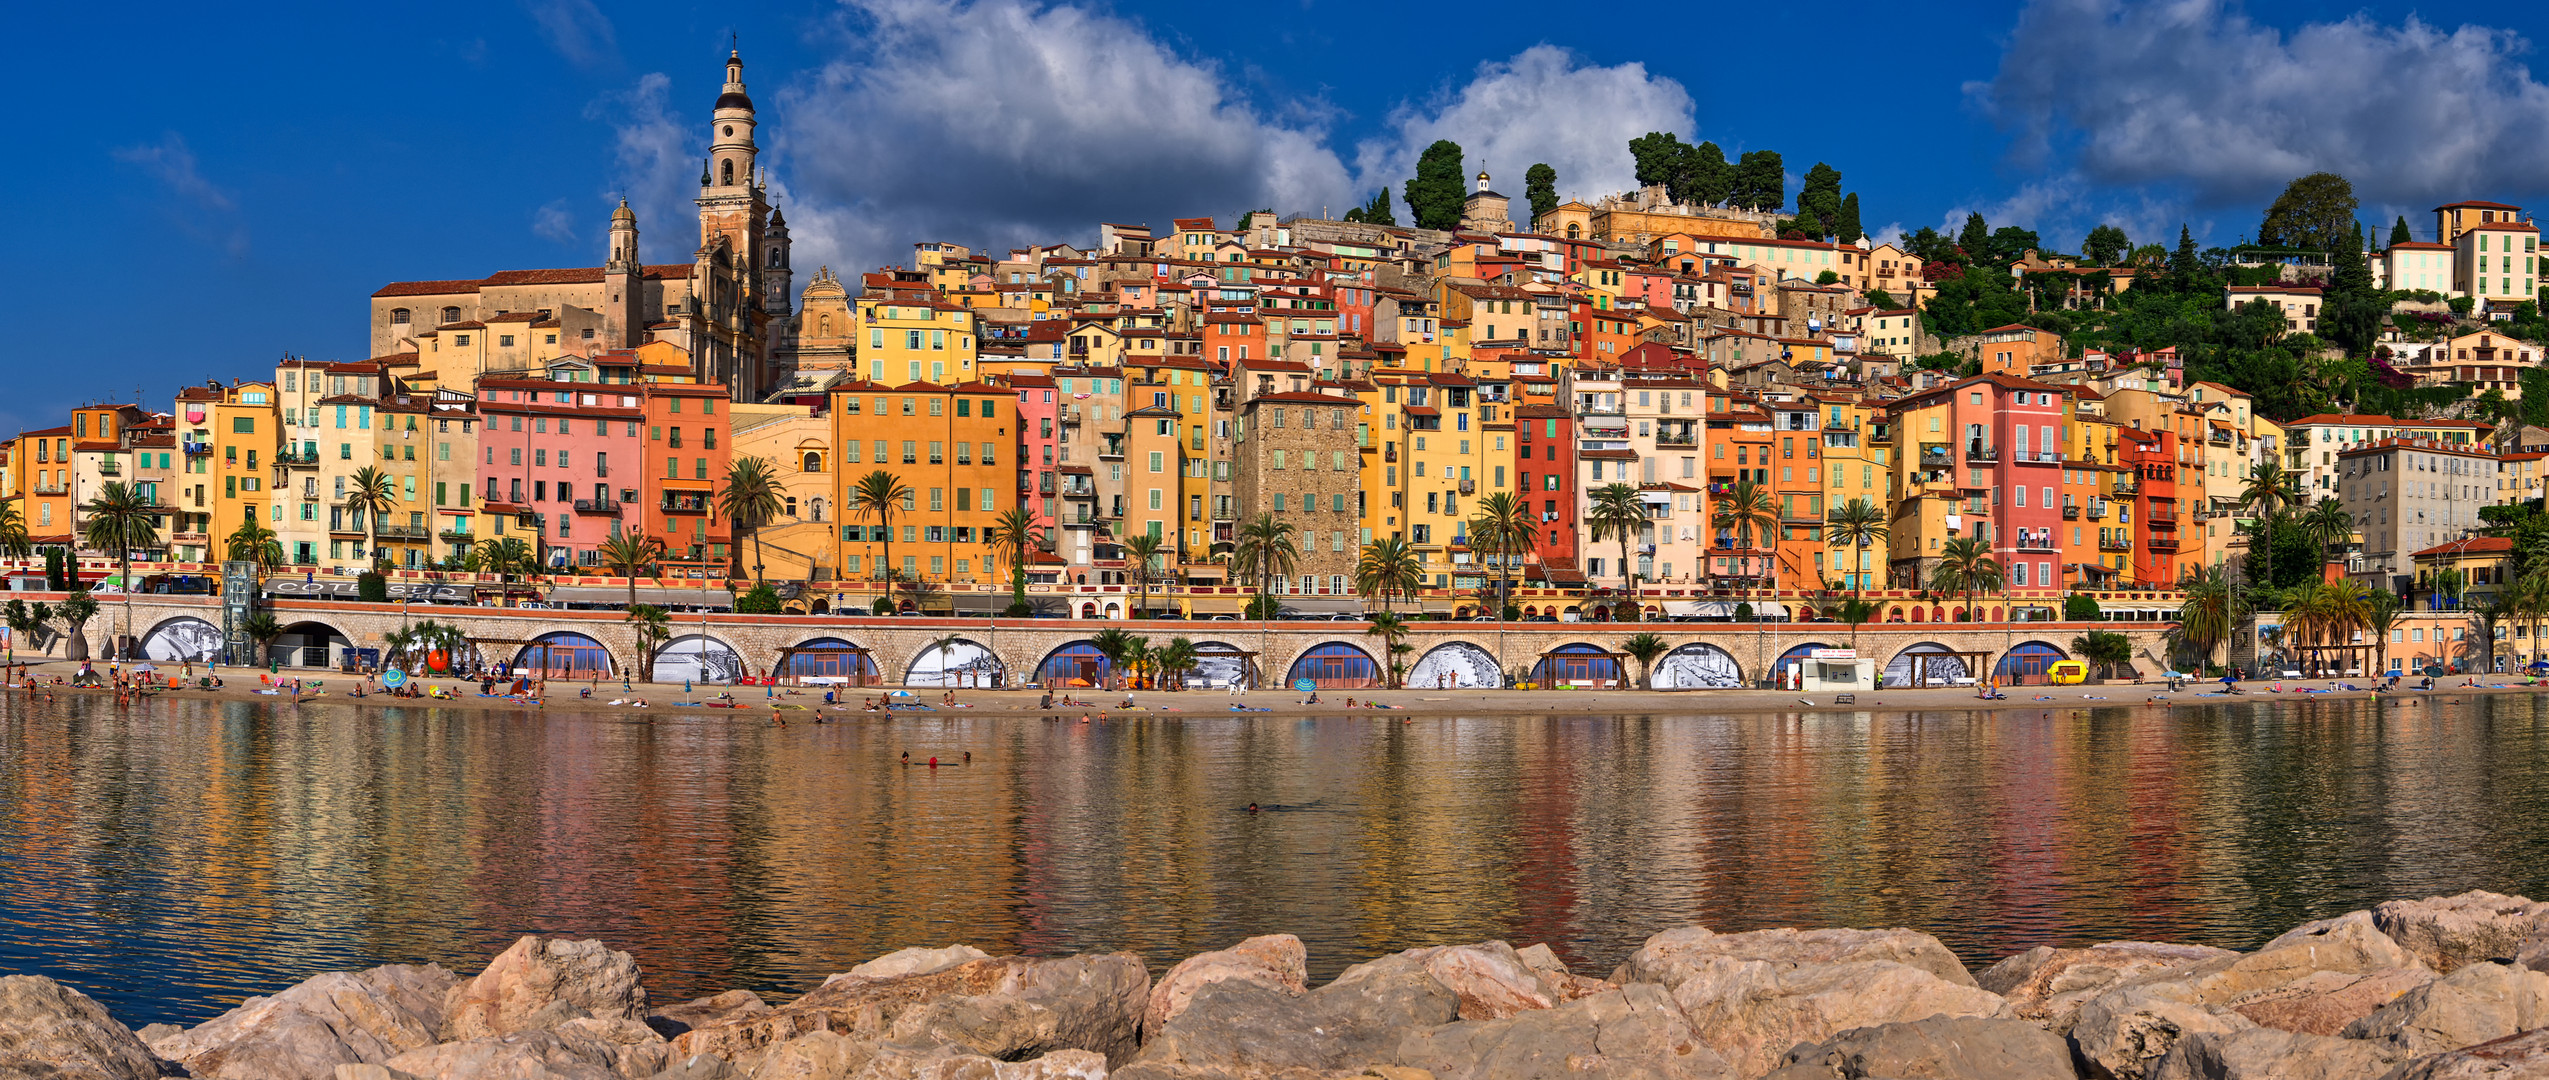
[525,0,619,69]
[1977,0,2549,211]
[533,199,579,244]
[584,73,698,262]
[1351,45,1694,206]
[112,132,247,256]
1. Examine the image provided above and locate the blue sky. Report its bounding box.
[11,0,2549,435]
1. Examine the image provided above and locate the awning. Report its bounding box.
[266,579,476,603]
[546,585,738,608]
[1637,491,1673,504]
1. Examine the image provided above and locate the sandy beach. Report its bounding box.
[6,656,2534,721]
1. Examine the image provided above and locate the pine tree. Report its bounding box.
[1957,212,1990,258]
[1342,188,1396,226]
[1735,150,1786,211]
[1837,193,1863,244]
[1402,140,1466,231]
[2169,225,2201,291]
[1628,132,1683,188]
[2391,215,2413,246]
[1795,162,1843,237]
[1523,163,1558,224]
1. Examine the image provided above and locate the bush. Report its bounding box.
[43,549,66,591]
[1004,600,1034,617]
[872,596,896,615]
[2450,295,2476,315]
[356,572,389,603]
[1245,594,1282,619]
[1733,601,1754,621]
[2064,593,2103,621]
[734,583,783,614]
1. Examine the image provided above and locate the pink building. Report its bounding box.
[1011,373,1060,533]
[475,373,643,569]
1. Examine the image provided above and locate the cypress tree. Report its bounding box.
[1402,140,1466,231]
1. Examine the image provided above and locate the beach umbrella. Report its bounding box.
[889,689,916,698]
[130,663,156,674]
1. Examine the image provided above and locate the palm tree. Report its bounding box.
[2174,562,2242,672]
[1364,611,1411,688]
[2298,498,2353,566]
[2431,567,2467,611]
[1823,496,1889,653]
[1090,627,1137,689]
[717,456,785,584]
[1121,637,1154,690]
[1932,535,2003,623]
[2072,629,2133,683]
[243,612,282,667]
[81,482,161,659]
[345,465,397,568]
[626,604,672,682]
[478,537,536,581]
[988,506,1046,616]
[1466,491,1537,620]
[1586,482,1649,619]
[1709,478,1779,608]
[1355,536,1424,613]
[2238,461,2303,596]
[1621,632,1669,689]
[2510,572,2549,672]
[226,516,285,572]
[1233,514,1299,620]
[853,470,916,603]
[1121,531,1167,618]
[0,502,30,558]
[2366,589,2402,676]
[1155,637,1198,691]
[596,532,664,611]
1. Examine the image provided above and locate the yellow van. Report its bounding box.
[2047,660,2088,685]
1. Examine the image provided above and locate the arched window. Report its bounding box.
[803,451,823,473]
[440,307,461,324]
[809,497,825,523]
[390,308,411,326]
[720,159,734,185]
[1566,224,1581,239]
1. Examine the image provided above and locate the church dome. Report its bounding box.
[716,90,754,112]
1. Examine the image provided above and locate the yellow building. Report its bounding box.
[174,381,279,563]
[857,298,980,385]
[731,403,835,583]
[829,380,1012,598]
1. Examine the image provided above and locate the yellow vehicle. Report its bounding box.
[2046,660,2088,685]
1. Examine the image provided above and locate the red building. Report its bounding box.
[1514,403,1580,579]
[637,380,734,571]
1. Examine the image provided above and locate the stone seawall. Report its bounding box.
[7,892,2549,1079]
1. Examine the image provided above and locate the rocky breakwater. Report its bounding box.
[6,892,2549,1079]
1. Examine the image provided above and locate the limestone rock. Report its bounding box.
[2223,967,2429,1035]
[1614,926,1976,988]
[1321,943,1553,1022]
[1143,936,1307,1037]
[1978,943,2235,1034]
[852,1044,1111,1080]
[2143,1028,2398,1080]
[647,991,771,1041]
[1394,983,1731,1080]
[0,976,160,1080]
[841,947,994,986]
[383,1030,623,1080]
[673,954,1146,1071]
[150,964,456,1080]
[1658,956,2013,1079]
[2371,891,2549,974]
[333,1067,429,1080]
[741,1031,872,1080]
[2253,911,2421,976]
[649,1053,735,1080]
[1113,979,1342,1080]
[2384,1027,2549,1079]
[1511,945,1612,1002]
[555,1016,674,1079]
[444,937,651,1042]
[2522,936,2549,975]
[2338,960,2549,1058]
[1759,1015,2077,1080]
[2068,984,2253,1080]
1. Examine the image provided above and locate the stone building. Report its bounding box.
[1233,391,1365,599]
[2337,436,2501,584]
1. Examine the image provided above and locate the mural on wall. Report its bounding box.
[1184,643,1249,689]
[140,617,224,662]
[1651,643,1743,689]
[1884,643,1971,687]
[1406,642,1500,689]
[906,639,1004,688]
[654,635,744,684]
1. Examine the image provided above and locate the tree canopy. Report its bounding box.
[1523,163,1558,223]
[2083,224,2130,266]
[1402,140,1466,230]
[1341,188,1396,226]
[2256,172,2359,252]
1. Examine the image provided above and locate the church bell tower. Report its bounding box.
[695,49,771,398]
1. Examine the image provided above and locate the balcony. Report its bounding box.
[2017,535,2058,552]
[438,529,474,543]
[1868,425,1893,444]
[172,529,207,542]
[2148,534,2180,551]
[2100,536,2133,552]
[661,493,712,513]
[2111,478,2139,496]
[97,463,120,477]
[594,464,609,478]
[278,450,320,468]
[2062,504,2081,519]
[1654,433,1697,447]
[2209,429,2234,446]
[376,524,430,541]
[1457,479,1476,495]
[1919,445,1953,469]
[2086,501,2107,519]
[1966,443,1998,462]
[182,441,213,457]
[574,498,622,515]
[2149,508,2180,524]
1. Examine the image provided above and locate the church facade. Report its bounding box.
[367,52,797,401]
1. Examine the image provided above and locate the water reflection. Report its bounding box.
[3,692,2546,1028]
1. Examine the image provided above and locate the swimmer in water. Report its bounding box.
[1247,803,1260,813]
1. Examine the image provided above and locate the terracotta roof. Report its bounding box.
[2414,536,2513,557]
